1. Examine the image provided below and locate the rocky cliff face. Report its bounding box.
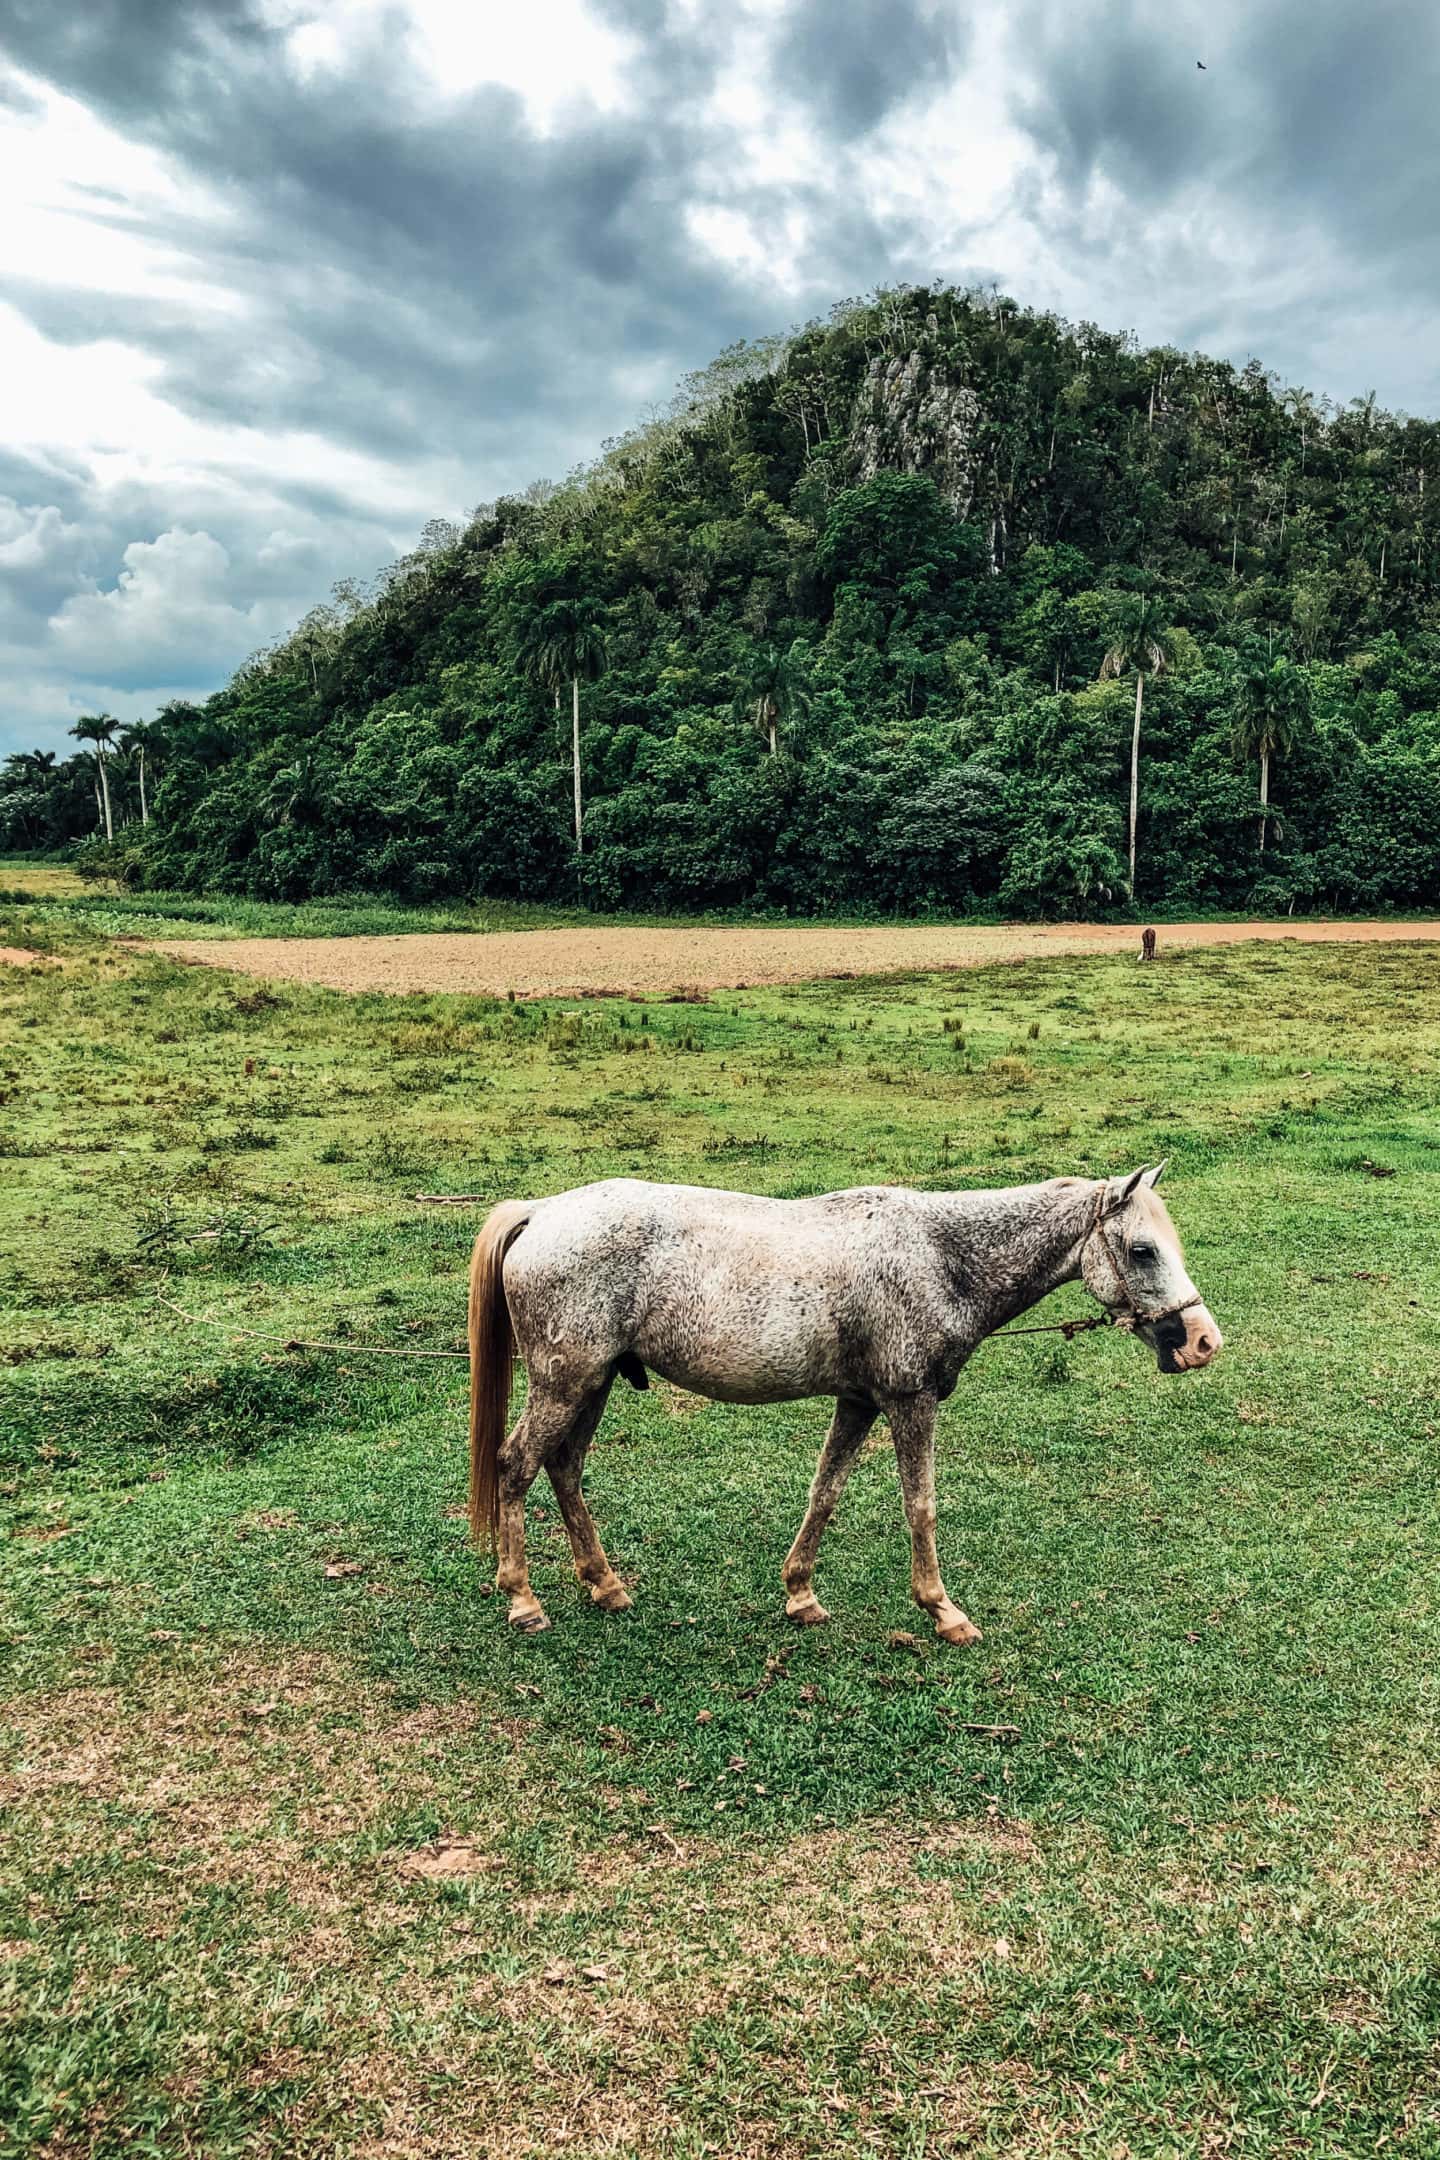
[850,348,981,518]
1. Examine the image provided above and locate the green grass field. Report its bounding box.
[2,900,1439,2157]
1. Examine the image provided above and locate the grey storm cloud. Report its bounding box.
[1,0,950,483]
[3,0,1440,751]
[775,0,966,138]
[1005,0,1440,261]
[3,6,745,463]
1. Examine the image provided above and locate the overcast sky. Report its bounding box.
[2,0,1438,754]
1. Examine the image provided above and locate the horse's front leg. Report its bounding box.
[888,1394,983,1647]
[782,1396,875,1625]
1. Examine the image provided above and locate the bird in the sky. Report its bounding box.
[1197,59,1207,68]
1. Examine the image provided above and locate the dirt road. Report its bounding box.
[136,918,1440,999]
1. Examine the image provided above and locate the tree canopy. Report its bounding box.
[9,284,1440,915]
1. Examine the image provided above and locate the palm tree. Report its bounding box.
[738,641,812,756]
[119,722,156,826]
[1284,387,1323,475]
[262,751,325,829]
[5,749,56,781]
[1099,597,1175,891]
[1231,657,1308,856]
[70,714,119,841]
[516,599,608,860]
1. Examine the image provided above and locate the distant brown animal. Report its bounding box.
[466,1169,1221,1642]
[1141,926,1158,962]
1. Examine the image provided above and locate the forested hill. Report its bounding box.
[14,285,1440,913]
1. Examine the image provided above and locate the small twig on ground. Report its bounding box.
[737,1645,795,1700]
[963,1722,1023,1742]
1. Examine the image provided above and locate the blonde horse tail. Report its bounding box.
[468,1199,532,1549]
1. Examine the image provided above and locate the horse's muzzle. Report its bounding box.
[1153,1305,1222,1374]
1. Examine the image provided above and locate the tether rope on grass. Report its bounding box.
[154,1289,1113,1361]
[153,1290,470,1360]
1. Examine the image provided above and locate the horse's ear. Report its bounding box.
[1144,1160,1168,1188]
[1106,1167,1147,1214]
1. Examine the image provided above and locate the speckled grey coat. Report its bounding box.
[467,1170,1220,1642]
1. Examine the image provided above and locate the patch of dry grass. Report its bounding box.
[2,1643,1056,2155]
[7,1641,1440,2156]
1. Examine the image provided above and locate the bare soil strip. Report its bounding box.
[136,918,1440,999]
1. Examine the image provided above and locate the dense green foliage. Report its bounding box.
[12,285,1440,914]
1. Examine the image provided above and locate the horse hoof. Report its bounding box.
[786,1594,830,1627]
[508,1607,551,1633]
[937,1616,982,1647]
[592,1583,632,1613]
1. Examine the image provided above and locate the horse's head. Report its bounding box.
[1081,1164,1222,1374]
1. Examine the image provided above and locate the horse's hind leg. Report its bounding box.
[782,1396,875,1625]
[546,1381,631,1613]
[496,1389,596,1633]
[888,1394,982,1647]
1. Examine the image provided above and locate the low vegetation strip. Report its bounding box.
[135,915,1440,997]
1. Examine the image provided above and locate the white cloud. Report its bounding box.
[0,499,86,575]
[47,527,281,682]
[0,73,235,307]
[276,0,635,126]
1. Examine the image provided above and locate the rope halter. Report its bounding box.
[1087,1185,1205,1334]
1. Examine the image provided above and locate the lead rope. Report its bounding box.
[990,1188,1201,1345]
[988,1311,1114,1342]
[153,1191,1199,1364]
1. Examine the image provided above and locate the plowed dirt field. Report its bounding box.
[137,917,1440,998]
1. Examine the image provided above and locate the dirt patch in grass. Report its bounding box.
[2,1644,1053,2155]
[0,945,55,967]
[133,918,1440,999]
[1,1645,1035,1904]
[0,1649,494,1900]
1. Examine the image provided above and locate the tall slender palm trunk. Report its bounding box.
[1128,671,1143,889]
[96,750,114,842]
[1258,742,1270,856]
[572,675,583,854]
[138,751,149,828]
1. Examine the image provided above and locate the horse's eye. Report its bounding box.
[1131,1241,1158,1263]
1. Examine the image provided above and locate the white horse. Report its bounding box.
[467,1167,1220,1641]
